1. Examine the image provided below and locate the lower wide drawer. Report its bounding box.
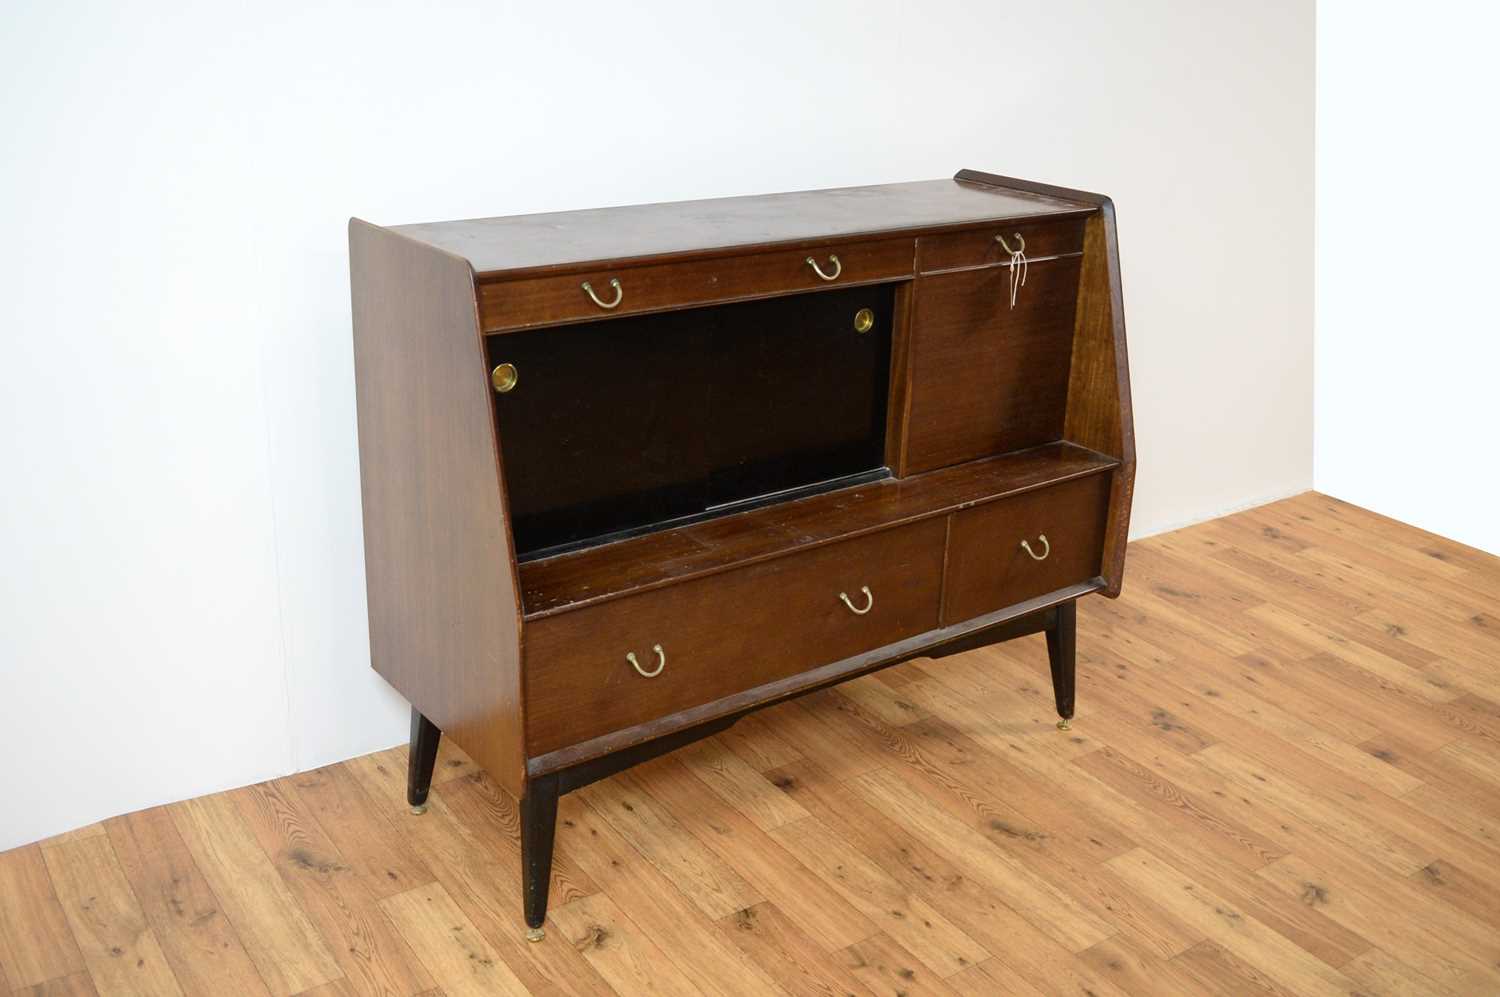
[941,471,1111,625]
[523,517,946,756]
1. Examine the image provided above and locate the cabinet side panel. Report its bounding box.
[1064,216,1123,457]
[349,219,525,796]
[1064,208,1135,596]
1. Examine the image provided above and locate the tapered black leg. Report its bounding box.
[520,773,560,941]
[1045,600,1077,730]
[407,707,441,813]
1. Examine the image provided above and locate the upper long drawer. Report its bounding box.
[476,238,915,334]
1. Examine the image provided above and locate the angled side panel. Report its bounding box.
[349,219,526,796]
[954,170,1136,596]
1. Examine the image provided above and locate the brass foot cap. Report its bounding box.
[409,803,428,816]
[526,927,546,943]
[1057,718,1072,731]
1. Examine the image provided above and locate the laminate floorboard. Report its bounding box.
[5,492,1498,995]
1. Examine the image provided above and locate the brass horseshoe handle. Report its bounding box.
[581,278,623,309]
[805,254,842,281]
[994,232,1026,254]
[626,644,665,678]
[1020,535,1050,561]
[838,585,874,615]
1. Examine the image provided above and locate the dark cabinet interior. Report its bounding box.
[489,284,895,559]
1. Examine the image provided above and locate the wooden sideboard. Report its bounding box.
[348,169,1135,940]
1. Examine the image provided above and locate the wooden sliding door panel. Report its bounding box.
[904,257,1082,474]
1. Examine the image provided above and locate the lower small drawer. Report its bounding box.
[522,517,947,756]
[941,472,1111,624]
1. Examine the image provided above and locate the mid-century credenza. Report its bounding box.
[348,169,1134,940]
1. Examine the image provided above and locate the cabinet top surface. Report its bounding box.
[386,178,1093,276]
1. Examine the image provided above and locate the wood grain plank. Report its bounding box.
[379,883,529,997]
[574,771,763,922]
[169,793,340,995]
[676,739,811,831]
[847,766,1113,953]
[768,816,989,977]
[280,763,436,900]
[41,836,183,997]
[715,901,870,997]
[1077,933,1204,997]
[546,893,702,997]
[10,972,100,996]
[550,794,782,996]
[1256,852,1500,993]
[0,845,86,989]
[232,779,435,997]
[710,714,803,773]
[104,807,269,997]
[836,931,959,996]
[628,759,877,951]
[344,751,615,997]
[1104,848,1358,997]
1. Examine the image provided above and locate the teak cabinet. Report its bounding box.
[348,169,1134,939]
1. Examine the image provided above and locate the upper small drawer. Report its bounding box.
[917,217,1086,274]
[478,238,915,334]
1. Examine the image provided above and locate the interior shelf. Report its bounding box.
[518,441,1118,618]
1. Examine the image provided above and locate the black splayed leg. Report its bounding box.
[520,772,560,941]
[407,707,441,813]
[1046,599,1077,729]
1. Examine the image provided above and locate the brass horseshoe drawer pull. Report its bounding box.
[626,644,665,678]
[581,278,623,309]
[1020,535,1050,561]
[806,254,842,281]
[838,585,874,615]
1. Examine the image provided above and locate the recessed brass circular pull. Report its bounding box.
[626,644,666,678]
[806,254,842,281]
[853,308,874,333]
[581,277,623,309]
[491,362,518,393]
[1020,535,1050,561]
[838,586,874,615]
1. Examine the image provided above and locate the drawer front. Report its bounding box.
[942,472,1111,625]
[918,217,1086,274]
[479,238,915,334]
[904,256,1082,474]
[523,518,946,755]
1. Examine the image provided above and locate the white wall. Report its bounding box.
[0,0,1314,850]
[1316,1,1500,554]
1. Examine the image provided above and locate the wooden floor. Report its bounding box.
[4,492,1500,997]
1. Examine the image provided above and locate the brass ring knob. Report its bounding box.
[581,278,623,309]
[838,586,874,615]
[626,644,665,678]
[806,255,842,282]
[490,363,518,393]
[1020,535,1050,561]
